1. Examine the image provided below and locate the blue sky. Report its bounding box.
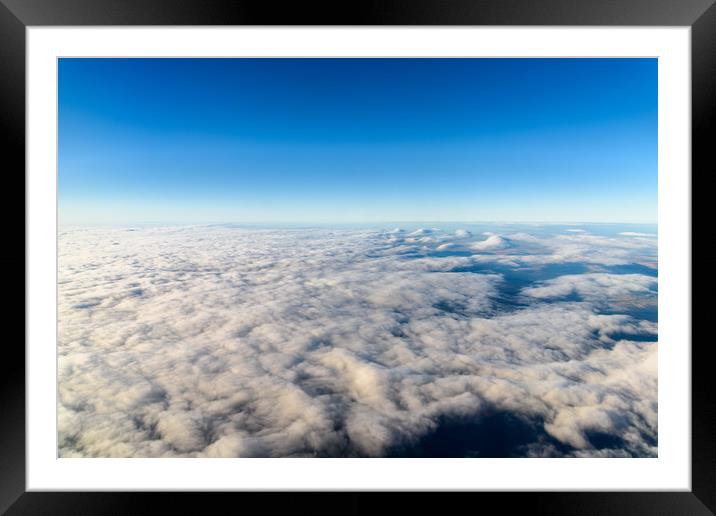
[58,58,657,225]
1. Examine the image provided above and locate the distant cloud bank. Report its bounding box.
[58,224,657,457]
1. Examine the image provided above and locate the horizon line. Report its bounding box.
[58,219,659,227]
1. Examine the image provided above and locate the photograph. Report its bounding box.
[57,57,658,459]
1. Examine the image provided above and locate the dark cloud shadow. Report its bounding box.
[387,409,572,458]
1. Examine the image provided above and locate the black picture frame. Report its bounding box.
[2,0,713,513]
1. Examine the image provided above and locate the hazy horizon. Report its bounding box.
[58,220,659,227]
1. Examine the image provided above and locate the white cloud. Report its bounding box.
[474,231,658,268]
[470,234,512,252]
[522,273,657,301]
[409,228,438,236]
[58,225,658,458]
[619,232,657,237]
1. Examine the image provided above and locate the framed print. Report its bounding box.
[2,0,714,513]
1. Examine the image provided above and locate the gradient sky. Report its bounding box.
[58,58,657,225]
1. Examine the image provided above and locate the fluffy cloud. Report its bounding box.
[58,225,657,458]
[522,273,657,301]
[619,232,656,237]
[467,230,658,269]
[471,234,512,252]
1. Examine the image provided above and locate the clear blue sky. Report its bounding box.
[58,58,657,225]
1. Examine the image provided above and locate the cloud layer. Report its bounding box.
[58,224,658,457]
